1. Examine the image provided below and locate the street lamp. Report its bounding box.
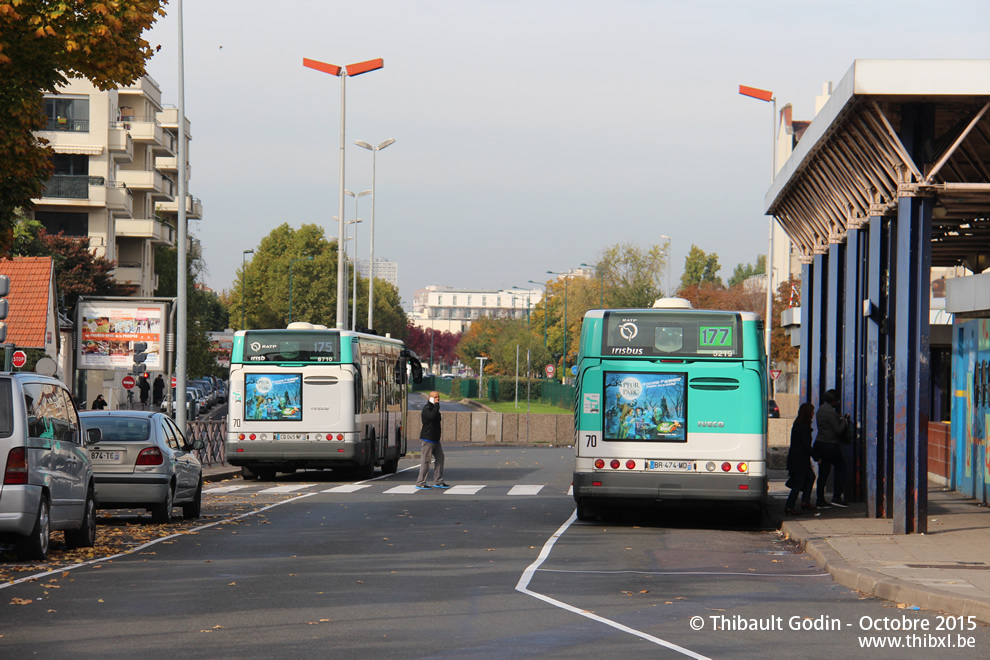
[303,56,384,329]
[241,249,254,329]
[659,235,671,297]
[354,138,396,330]
[512,286,532,326]
[288,256,313,323]
[580,262,604,308]
[346,218,363,331]
[739,84,777,393]
[528,280,548,348]
[476,356,488,398]
[547,270,569,381]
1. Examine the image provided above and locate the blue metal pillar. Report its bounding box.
[864,216,885,517]
[843,228,862,501]
[799,262,813,402]
[810,254,826,409]
[825,243,843,393]
[891,195,931,534]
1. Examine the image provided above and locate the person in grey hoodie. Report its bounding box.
[813,389,849,507]
[416,391,449,489]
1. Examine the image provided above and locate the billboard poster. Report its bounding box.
[244,373,302,421]
[209,331,234,369]
[603,371,687,442]
[77,301,167,371]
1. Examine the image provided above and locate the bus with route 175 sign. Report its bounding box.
[225,323,423,481]
[572,298,768,521]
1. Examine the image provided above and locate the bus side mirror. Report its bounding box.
[411,363,423,384]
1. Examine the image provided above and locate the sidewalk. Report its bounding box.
[772,473,990,623]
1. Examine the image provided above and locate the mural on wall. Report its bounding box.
[952,318,990,503]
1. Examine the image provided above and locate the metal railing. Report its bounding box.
[45,118,89,132]
[41,175,103,199]
[188,420,227,466]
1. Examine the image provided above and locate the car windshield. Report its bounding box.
[82,417,151,442]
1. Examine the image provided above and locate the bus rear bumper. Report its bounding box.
[226,439,373,469]
[572,471,767,504]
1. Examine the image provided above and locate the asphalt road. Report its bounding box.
[1,447,988,659]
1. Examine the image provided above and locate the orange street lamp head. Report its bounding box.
[739,84,773,102]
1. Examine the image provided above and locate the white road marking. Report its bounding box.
[443,485,484,495]
[259,484,316,494]
[204,485,251,493]
[567,485,573,496]
[322,484,371,493]
[508,485,544,496]
[384,485,423,494]
[515,510,711,659]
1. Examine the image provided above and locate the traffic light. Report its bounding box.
[0,274,9,343]
[132,341,148,374]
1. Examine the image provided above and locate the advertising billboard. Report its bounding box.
[244,373,303,421]
[77,301,167,371]
[603,371,687,442]
[209,330,234,369]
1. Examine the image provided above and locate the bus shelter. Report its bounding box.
[765,60,990,533]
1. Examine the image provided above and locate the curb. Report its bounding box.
[202,466,240,483]
[782,520,990,624]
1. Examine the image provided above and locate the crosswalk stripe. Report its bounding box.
[444,485,484,495]
[205,485,251,494]
[258,484,316,494]
[322,484,371,493]
[567,485,573,496]
[508,485,544,496]
[384,485,422,494]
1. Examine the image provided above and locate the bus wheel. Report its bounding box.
[381,456,399,475]
[257,468,277,481]
[576,499,598,522]
[241,466,258,481]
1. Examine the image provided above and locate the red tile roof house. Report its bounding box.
[0,257,62,377]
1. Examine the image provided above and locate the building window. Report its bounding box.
[482,296,487,306]
[496,296,500,307]
[44,97,89,132]
[453,296,458,305]
[34,211,89,237]
[437,295,443,306]
[53,154,89,176]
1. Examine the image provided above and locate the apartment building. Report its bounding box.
[411,285,544,333]
[31,74,201,296]
[356,257,399,288]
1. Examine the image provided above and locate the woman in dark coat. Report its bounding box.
[785,402,819,515]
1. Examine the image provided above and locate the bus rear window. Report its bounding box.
[242,331,340,363]
[602,311,741,358]
[603,371,687,442]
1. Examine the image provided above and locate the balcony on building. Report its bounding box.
[37,175,113,206]
[155,194,202,220]
[105,182,133,217]
[115,169,175,200]
[114,261,144,286]
[108,126,134,163]
[117,107,174,155]
[115,218,176,247]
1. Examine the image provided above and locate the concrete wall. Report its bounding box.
[406,412,573,445]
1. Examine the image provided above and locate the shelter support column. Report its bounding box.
[825,243,843,393]
[810,254,826,409]
[799,262,813,402]
[842,228,863,502]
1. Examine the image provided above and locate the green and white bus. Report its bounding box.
[572,299,768,521]
[225,323,423,481]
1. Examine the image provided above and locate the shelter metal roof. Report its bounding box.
[765,60,990,271]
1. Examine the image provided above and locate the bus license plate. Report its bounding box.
[274,433,305,441]
[646,460,694,471]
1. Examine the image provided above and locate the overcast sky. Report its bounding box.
[144,0,989,311]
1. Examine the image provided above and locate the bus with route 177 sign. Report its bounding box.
[571,298,768,521]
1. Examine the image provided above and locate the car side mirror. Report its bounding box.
[190,439,205,451]
[85,427,102,445]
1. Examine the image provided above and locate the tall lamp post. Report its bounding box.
[512,286,532,326]
[303,56,383,329]
[660,234,672,297]
[354,138,396,330]
[739,84,777,394]
[288,256,313,323]
[241,249,254,329]
[346,218,363,330]
[546,270,569,381]
[580,262,604,308]
[528,280,548,347]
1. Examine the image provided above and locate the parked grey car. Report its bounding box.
[79,411,204,523]
[0,373,99,560]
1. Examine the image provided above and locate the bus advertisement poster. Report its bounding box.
[603,371,686,442]
[244,373,303,421]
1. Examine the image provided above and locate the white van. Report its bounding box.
[0,373,100,560]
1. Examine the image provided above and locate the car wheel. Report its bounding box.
[65,488,97,549]
[16,496,51,561]
[151,483,174,524]
[182,478,203,519]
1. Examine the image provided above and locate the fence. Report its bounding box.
[414,376,574,411]
[188,420,226,466]
[406,411,573,445]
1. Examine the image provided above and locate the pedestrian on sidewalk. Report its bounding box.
[813,389,849,508]
[152,374,165,407]
[785,402,819,515]
[416,391,450,490]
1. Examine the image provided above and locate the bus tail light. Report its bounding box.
[705,461,716,472]
[594,459,605,469]
[249,434,257,440]
[610,459,620,470]
[736,462,748,473]
[336,433,344,440]
[592,481,602,487]
[721,462,731,472]
[325,434,333,440]
[739,484,749,490]
[625,460,636,470]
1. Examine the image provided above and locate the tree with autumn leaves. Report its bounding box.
[0,0,165,254]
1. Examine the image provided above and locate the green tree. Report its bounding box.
[456,317,550,376]
[0,1,166,255]
[728,254,766,288]
[596,242,667,307]
[680,245,723,289]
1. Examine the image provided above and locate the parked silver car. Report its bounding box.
[0,373,99,560]
[79,411,204,523]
